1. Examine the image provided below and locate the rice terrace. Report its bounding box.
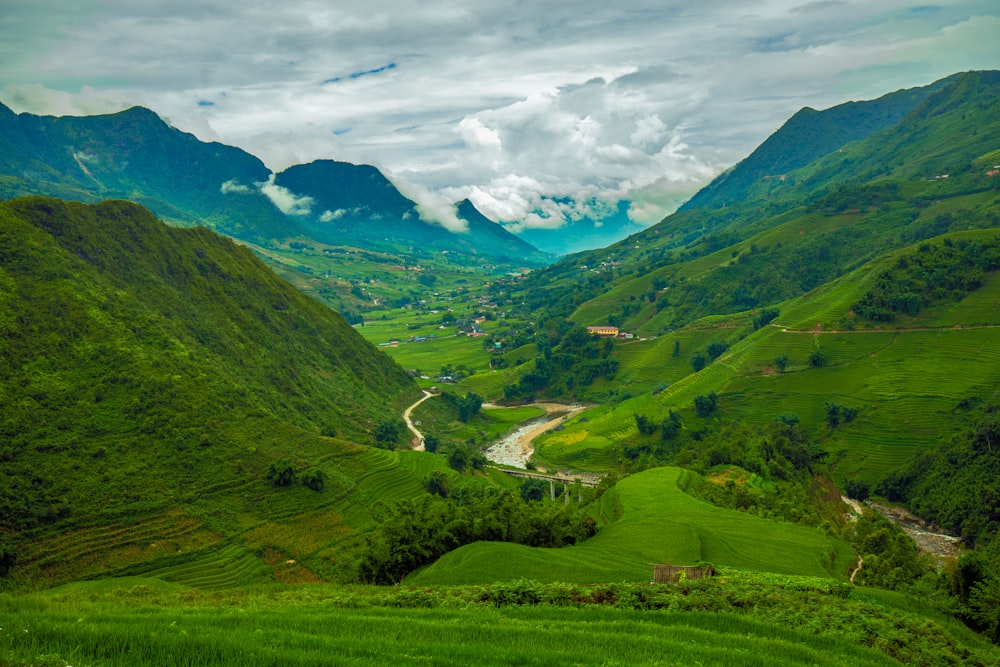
[2,5,1000,666]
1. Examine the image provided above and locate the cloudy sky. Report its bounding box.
[1,1,997,231]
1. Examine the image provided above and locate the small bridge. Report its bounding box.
[495,468,602,502]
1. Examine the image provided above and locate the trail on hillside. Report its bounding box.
[772,323,1000,335]
[403,390,436,451]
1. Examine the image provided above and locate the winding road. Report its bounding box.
[403,390,436,451]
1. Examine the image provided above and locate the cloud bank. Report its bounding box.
[2,1,997,231]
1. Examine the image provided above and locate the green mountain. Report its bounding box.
[274,160,547,262]
[513,71,1000,333]
[681,73,960,211]
[0,104,301,242]
[0,104,547,264]
[0,196,428,584]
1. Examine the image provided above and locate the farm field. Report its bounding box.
[3,572,996,667]
[407,467,854,586]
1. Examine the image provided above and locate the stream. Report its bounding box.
[483,403,587,469]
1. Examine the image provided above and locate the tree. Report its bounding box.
[457,392,483,423]
[753,307,780,330]
[0,544,15,577]
[809,349,826,368]
[520,478,548,502]
[691,352,707,372]
[447,445,469,472]
[635,414,657,436]
[672,339,681,357]
[375,419,403,447]
[694,391,718,418]
[423,470,450,498]
[707,341,729,360]
[773,354,788,372]
[825,402,841,428]
[267,458,296,487]
[301,468,326,491]
[660,410,682,440]
[845,479,870,501]
[423,433,441,453]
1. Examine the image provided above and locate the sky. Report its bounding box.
[1,1,997,233]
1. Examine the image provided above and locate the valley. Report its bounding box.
[2,69,1000,665]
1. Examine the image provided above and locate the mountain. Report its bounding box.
[274,160,547,262]
[0,104,302,242]
[0,104,548,264]
[511,71,1000,331]
[0,196,423,582]
[680,73,961,211]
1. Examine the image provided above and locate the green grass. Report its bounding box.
[406,467,854,586]
[4,572,997,667]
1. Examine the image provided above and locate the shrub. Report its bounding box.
[691,352,707,372]
[300,468,324,491]
[773,354,788,372]
[266,459,296,487]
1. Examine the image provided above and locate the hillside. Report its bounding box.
[274,160,546,262]
[680,73,959,210]
[511,70,1000,333]
[408,466,854,585]
[0,104,548,265]
[0,197,432,585]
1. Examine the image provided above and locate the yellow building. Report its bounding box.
[586,325,619,337]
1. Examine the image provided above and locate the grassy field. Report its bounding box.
[4,572,997,667]
[530,242,1000,481]
[406,467,855,586]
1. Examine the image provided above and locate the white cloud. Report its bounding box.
[2,1,997,234]
[320,209,347,222]
[259,174,314,215]
[220,179,252,194]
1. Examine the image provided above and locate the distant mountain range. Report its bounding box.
[516,70,1000,330]
[0,103,549,264]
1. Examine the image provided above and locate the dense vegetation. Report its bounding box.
[3,70,1000,662]
[357,483,597,584]
[852,236,1000,322]
[4,572,999,667]
[0,197,420,580]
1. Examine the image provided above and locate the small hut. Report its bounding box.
[652,564,715,583]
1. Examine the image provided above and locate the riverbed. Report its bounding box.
[483,403,588,468]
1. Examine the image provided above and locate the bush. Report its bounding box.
[520,478,548,502]
[773,354,788,372]
[694,392,719,418]
[691,352,707,372]
[844,479,870,501]
[301,468,326,491]
[266,459,296,487]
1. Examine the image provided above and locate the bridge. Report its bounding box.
[495,468,602,502]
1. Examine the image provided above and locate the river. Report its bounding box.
[483,403,588,468]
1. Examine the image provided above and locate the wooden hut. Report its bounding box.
[652,564,715,583]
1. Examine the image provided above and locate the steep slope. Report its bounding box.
[511,71,1000,334]
[274,161,547,262]
[680,73,959,211]
[0,197,426,584]
[0,105,548,264]
[0,104,301,242]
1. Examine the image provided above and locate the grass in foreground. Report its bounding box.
[2,573,997,667]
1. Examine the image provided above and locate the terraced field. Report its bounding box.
[530,245,1000,481]
[406,466,854,586]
